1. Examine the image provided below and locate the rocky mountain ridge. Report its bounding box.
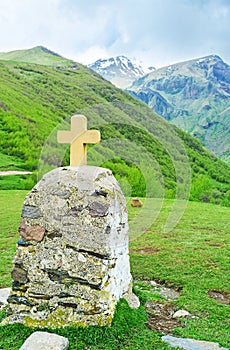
[127,55,230,163]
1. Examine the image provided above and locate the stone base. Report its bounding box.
[3,166,132,327]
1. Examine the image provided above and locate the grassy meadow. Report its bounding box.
[0,190,229,349]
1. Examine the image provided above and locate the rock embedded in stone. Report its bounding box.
[19,219,45,242]
[4,166,133,328]
[17,237,30,246]
[11,266,28,284]
[88,200,109,217]
[20,331,69,350]
[22,205,41,219]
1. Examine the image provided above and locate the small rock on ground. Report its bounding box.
[162,335,229,350]
[123,292,140,309]
[0,288,10,309]
[172,309,192,318]
[20,331,69,350]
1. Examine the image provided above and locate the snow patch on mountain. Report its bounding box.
[88,55,155,88]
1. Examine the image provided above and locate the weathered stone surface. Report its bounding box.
[162,335,228,350]
[19,219,45,242]
[20,331,69,350]
[52,189,70,199]
[4,166,132,328]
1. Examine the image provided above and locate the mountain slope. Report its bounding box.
[0,46,76,67]
[127,55,230,163]
[88,56,155,88]
[0,49,229,206]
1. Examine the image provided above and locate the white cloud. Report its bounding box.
[74,45,110,65]
[0,0,229,67]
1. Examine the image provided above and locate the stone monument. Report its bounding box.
[4,115,134,328]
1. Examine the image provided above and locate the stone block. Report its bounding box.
[4,166,132,328]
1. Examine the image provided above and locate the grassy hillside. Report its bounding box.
[0,46,75,67]
[0,48,229,205]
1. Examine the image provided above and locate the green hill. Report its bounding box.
[0,47,229,206]
[0,46,76,67]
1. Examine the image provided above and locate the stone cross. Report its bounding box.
[57,115,100,166]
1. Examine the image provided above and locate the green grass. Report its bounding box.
[0,300,171,350]
[0,153,25,171]
[129,199,230,347]
[0,191,229,349]
[0,191,28,287]
[0,174,36,190]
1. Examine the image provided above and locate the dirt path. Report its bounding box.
[0,170,32,176]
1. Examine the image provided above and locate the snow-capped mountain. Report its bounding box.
[127,55,230,163]
[88,56,155,88]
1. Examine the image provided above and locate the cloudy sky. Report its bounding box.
[0,0,230,68]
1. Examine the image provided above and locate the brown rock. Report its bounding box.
[19,218,45,242]
[131,197,143,207]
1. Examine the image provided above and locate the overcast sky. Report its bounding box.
[0,0,230,68]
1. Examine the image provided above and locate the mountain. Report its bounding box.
[0,47,229,206]
[127,55,230,164]
[88,56,155,89]
[0,46,76,67]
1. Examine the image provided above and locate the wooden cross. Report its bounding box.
[57,115,100,166]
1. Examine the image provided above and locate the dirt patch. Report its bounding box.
[208,290,229,305]
[210,243,225,247]
[145,300,181,334]
[135,280,181,301]
[192,227,208,231]
[205,240,226,247]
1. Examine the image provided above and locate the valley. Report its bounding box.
[0,46,229,207]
